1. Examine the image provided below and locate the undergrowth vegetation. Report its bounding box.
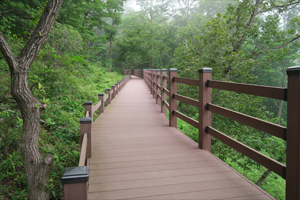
[0,22,123,199]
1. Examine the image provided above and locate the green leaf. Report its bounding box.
[38,82,42,89]
[39,31,42,36]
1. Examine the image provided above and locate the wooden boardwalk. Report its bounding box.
[88,76,274,200]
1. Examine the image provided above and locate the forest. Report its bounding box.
[1,0,300,199]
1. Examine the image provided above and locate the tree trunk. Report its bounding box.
[0,0,63,199]
[108,9,116,72]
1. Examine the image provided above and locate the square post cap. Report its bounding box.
[199,68,212,73]
[98,93,104,96]
[111,85,115,88]
[106,88,111,91]
[162,69,167,71]
[62,166,89,184]
[80,117,92,124]
[84,101,93,105]
[170,68,177,72]
[115,83,118,85]
[287,66,300,75]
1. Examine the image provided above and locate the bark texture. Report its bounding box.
[0,0,63,199]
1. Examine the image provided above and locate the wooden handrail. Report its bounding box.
[163,75,170,81]
[206,103,287,140]
[78,133,88,167]
[173,77,198,86]
[163,100,169,110]
[207,80,287,101]
[206,126,286,178]
[173,110,199,128]
[85,111,89,118]
[162,88,169,96]
[173,93,199,108]
[104,94,108,102]
[92,100,102,114]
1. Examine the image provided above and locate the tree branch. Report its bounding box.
[254,35,300,55]
[17,0,63,68]
[0,32,18,71]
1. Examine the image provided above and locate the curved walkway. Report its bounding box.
[88,76,274,200]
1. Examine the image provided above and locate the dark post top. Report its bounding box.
[98,93,104,96]
[62,166,89,184]
[106,88,111,91]
[199,68,213,73]
[80,117,92,124]
[162,69,167,71]
[287,66,300,75]
[84,101,93,105]
[112,85,115,87]
[170,68,177,72]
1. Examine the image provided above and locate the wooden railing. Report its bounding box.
[61,75,130,200]
[124,69,144,78]
[143,67,300,200]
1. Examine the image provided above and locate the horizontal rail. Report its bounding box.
[85,111,89,118]
[163,76,170,81]
[104,95,108,102]
[157,84,162,89]
[173,110,199,128]
[163,88,170,96]
[206,126,286,178]
[92,100,102,114]
[163,100,169,110]
[173,77,198,86]
[157,74,161,77]
[207,80,287,101]
[206,103,286,140]
[173,93,199,108]
[78,133,88,167]
[157,94,162,99]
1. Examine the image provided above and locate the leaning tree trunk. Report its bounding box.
[0,0,63,199]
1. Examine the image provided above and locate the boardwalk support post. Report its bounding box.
[161,69,167,115]
[84,101,93,121]
[106,88,111,106]
[80,117,92,158]
[286,66,300,200]
[199,68,212,151]
[169,68,177,127]
[62,166,89,200]
[111,85,116,100]
[115,83,118,95]
[156,69,160,105]
[98,93,104,114]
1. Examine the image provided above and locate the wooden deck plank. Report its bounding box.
[88,76,274,200]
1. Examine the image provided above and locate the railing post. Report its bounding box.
[199,68,212,151]
[80,117,92,158]
[161,69,167,115]
[156,69,160,105]
[150,70,153,95]
[111,85,115,100]
[106,88,111,105]
[98,93,104,114]
[153,70,157,99]
[169,68,177,127]
[84,101,93,122]
[115,83,118,95]
[62,166,89,200]
[286,66,300,200]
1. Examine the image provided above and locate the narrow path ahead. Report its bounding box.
[88,76,274,200]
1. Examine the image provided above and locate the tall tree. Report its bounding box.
[0,0,63,199]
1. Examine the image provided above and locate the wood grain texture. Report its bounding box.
[88,77,274,200]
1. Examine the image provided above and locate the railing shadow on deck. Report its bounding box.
[61,75,130,200]
[143,67,300,200]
